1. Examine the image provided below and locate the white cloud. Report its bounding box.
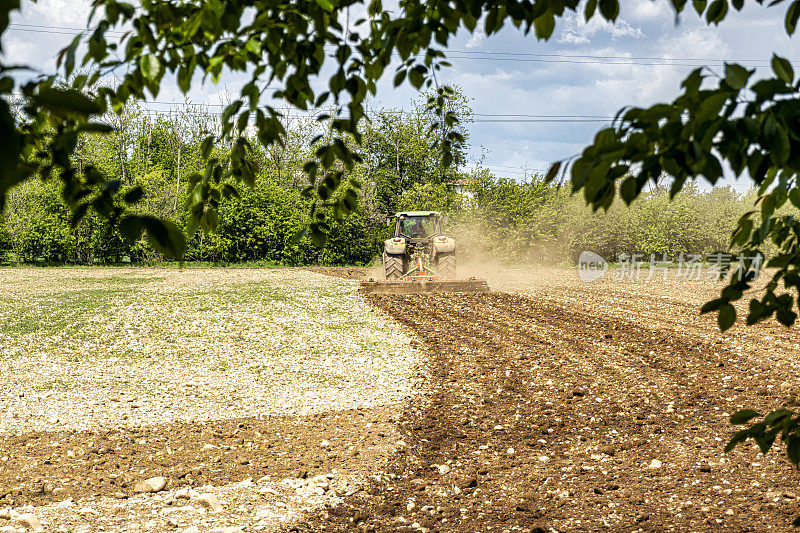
[559,12,645,44]
[15,0,92,28]
[629,1,673,22]
[465,19,486,49]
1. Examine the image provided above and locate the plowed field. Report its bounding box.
[301,274,800,532]
[3,268,800,532]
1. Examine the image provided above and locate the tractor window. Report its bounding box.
[400,217,434,237]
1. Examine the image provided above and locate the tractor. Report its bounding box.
[383,211,456,280]
[359,211,489,294]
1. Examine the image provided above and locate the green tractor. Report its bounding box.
[359,211,489,294]
[383,211,456,280]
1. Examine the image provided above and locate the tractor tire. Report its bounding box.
[437,252,457,279]
[383,252,405,280]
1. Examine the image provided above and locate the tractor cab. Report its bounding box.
[393,211,445,243]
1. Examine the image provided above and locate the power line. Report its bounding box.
[473,118,610,123]
[446,48,770,63]
[143,101,616,119]
[478,145,576,154]
[445,53,771,68]
[7,23,790,68]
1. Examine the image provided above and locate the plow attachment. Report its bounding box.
[358,277,490,295]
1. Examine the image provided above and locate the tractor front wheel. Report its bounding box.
[436,252,456,279]
[383,252,405,280]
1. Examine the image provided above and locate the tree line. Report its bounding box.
[0,93,757,266]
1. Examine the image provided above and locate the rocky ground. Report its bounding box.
[2,266,800,531]
[0,268,419,532]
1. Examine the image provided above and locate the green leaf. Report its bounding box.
[718,302,736,331]
[693,0,708,15]
[729,409,760,425]
[77,122,114,133]
[140,54,162,82]
[533,11,555,39]
[705,0,728,24]
[771,54,794,84]
[34,88,102,116]
[200,137,214,159]
[70,202,90,229]
[764,409,793,426]
[598,0,619,21]
[787,0,800,35]
[789,188,800,209]
[123,186,144,204]
[761,193,776,220]
[584,0,598,19]
[314,0,334,10]
[724,63,750,90]
[393,69,406,87]
[619,177,638,204]
[788,436,800,465]
[724,429,749,452]
[776,306,797,327]
[178,66,192,93]
[119,215,145,243]
[700,297,726,314]
[544,161,560,183]
[141,216,186,260]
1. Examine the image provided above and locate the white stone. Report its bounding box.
[320,440,330,448]
[15,514,43,532]
[648,459,662,469]
[436,465,450,475]
[195,493,222,512]
[134,476,167,493]
[146,476,167,491]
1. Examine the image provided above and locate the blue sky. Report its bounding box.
[3,1,799,189]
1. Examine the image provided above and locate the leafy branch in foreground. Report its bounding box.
[726,408,800,525]
[564,53,800,331]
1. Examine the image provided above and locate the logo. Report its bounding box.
[578,251,607,283]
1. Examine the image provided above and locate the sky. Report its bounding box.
[3,0,800,189]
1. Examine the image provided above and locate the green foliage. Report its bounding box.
[444,175,753,265]
[727,408,800,483]
[568,57,800,332]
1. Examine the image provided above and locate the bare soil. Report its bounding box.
[0,408,399,508]
[299,288,800,532]
[303,267,370,280]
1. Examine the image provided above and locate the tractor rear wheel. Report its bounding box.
[383,252,405,280]
[437,252,456,279]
